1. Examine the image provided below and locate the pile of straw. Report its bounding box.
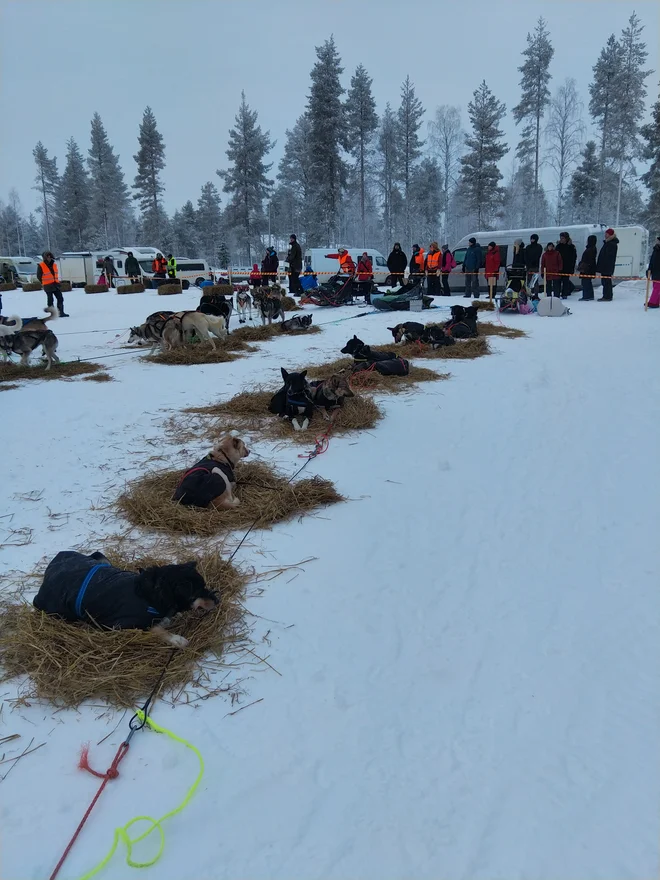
[0,282,17,292]
[0,361,103,384]
[232,323,321,343]
[477,322,526,339]
[157,283,183,295]
[393,337,491,360]
[0,546,248,708]
[22,283,42,292]
[281,295,302,311]
[472,300,496,311]
[60,281,73,292]
[187,388,383,445]
[83,372,114,382]
[302,357,448,393]
[116,460,343,537]
[147,338,254,366]
[85,284,108,294]
[117,283,145,294]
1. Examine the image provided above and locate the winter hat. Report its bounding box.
[587,235,597,246]
[413,243,420,250]
[468,237,476,245]
[488,241,496,248]
[530,234,539,242]
[605,228,615,237]
[290,234,297,241]
[514,238,523,247]
[442,243,449,250]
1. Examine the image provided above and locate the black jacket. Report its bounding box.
[556,240,577,274]
[125,256,141,276]
[524,242,543,271]
[578,243,598,276]
[647,244,660,281]
[387,248,407,274]
[511,246,526,269]
[262,252,279,278]
[596,237,619,276]
[172,456,234,508]
[286,240,303,272]
[34,551,164,629]
[103,257,117,277]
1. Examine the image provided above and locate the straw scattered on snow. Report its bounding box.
[0,361,104,384]
[393,336,492,360]
[116,460,343,537]
[232,323,321,343]
[301,357,449,392]
[146,339,254,366]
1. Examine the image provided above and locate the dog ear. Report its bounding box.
[300,370,307,379]
[185,560,198,569]
[281,368,289,381]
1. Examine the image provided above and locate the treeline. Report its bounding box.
[1,13,659,266]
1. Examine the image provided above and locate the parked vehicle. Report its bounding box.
[449,224,649,290]
[0,255,39,285]
[140,257,210,288]
[58,252,98,287]
[302,248,389,284]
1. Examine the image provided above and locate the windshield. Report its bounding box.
[14,260,38,275]
[139,261,154,272]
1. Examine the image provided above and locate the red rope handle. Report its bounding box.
[49,741,130,880]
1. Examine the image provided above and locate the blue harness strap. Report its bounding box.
[74,563,110,619]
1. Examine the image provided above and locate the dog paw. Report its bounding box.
[168,634,189,648]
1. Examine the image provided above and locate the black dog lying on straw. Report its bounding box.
[268,368,314,431]
[341,336,410,376]
[33,551,218,647]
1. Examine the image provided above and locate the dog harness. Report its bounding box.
[172,456,235,508]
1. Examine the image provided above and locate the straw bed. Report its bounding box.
[85,284,108,294]
[157,283,183,295]
[146,339,253,366]
[232,323,321,343]
[83,372,114,382]
[22,283,42,292]
[302,357,448,392]
[281,295,302,311]
[0,282,17,292]
[471,300,496,311]
[0,546,248,709]
[116,460,343,537]
[393,337,491,360]
[0,360,103,384]
[477,321,526,339]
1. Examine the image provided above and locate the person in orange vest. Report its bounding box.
[37,251,68,317]
[336,247,356,276]
[425,242,441,296]
[409,244,425,282]
[151,253,167,277]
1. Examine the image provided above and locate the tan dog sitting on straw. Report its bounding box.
[173,436,249,510]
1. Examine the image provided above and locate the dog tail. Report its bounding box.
[42,306,58,323]
[0,315,22,334]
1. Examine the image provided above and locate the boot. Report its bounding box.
[597,296,612,302]
[578,296,593,301]
[59,310,70,317]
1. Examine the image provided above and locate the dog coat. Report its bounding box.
[172,456,235,508]
[33,551,163,629]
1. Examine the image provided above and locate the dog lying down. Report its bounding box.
[268,368,354,431]
[173,435,250,509]
[33,551,217,647]
[281,314,313,332]
[388,321,425,343]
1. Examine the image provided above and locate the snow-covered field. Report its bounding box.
[1,282,659,880]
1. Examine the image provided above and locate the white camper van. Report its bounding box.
[0,255,39,285]
[449,224,649,291]
[303,248,389,284]
[58,247,165,287]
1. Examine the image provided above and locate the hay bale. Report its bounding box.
[281,295,302,311]
[59,280,73,292]
[85,284,108,294]
[393,337,491,360]
[301,357,448,393]
[116,460,343,537]
[22,282,42,292]
[0,546,248,709]
[472,300,496,311]
[477,321,526,339]
[202,285,233,297]
[158,283,183,295]
[0,361,103,384]
[117,283,145,294]
[0,282,17,292]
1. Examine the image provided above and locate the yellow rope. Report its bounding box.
[77,710,204,880]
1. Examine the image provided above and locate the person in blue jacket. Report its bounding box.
[462,238,483,298]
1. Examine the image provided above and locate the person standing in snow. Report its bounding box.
[524,233,543,293]
[484,242,500,297]
[440,244,455,296]
[646,234,660,309]
[356,252,374,301]
[166,254,177,279]
[103,254,118,288]
[540,242,563,297]
[596,228,619,301]
[261,247,279,285]
[37,251,69,317]
[386,242,407,288]
[556,232,577,298]
[125,251,141,283]
[462,237,482,298]
[286,234,303,294]
[577,235,598,301]
[425,242,441,296]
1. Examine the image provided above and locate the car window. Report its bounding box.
[177,262,205,271]
[453,248,466,265]
[116,260,123,269]
[375,256,386,266]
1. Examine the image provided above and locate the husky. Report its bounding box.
[253,287,285,325]
[281,314,313,333]
[308,374,354,416]
[160,311,227,352]
[236,290,252,324]
[419,325,456,348]
[268,368,313,431]
[0,307,59,369]
[0,316,22,337]
[128,311,175,346]
[444,305,479,339]
[198,293,233,332]
[341,335,397,364]
[172,436,250,510]
[387,321,425,344]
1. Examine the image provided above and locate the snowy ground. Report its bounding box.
[1,282,659,880]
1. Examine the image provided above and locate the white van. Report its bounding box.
[0,255,39,285]
[139,257,211,289]
[302,247,389,284]
[449,224,649,290]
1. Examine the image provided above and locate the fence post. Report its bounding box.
[644,273,651,311]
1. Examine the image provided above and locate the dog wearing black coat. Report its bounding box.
[387,321,425,343]
[198,293,233,331]
[268,368,313,431]
[33,551,218,647]
[341,335,397,363]
[445,305,479,338]
[173,435,250,510]
[281,314,313,332]
[419,325,456,348]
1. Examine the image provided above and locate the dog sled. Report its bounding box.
[371,282,432,312]
[301,274,354,307]
[499,268,533,314]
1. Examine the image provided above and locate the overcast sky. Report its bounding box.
[1,0,658,216]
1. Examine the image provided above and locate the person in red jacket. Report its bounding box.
[249,263,262,288]
[540,242,563,297]
[356,252,373,302]
[440,244,455,296]
[484,242,500,297]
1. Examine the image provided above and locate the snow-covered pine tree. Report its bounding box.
[569,141,600,222]
[23,213,42,256]
[409,158,442,246]
[640,83,660,233]
[56,137,91,251]
[376,103,401,248]
[306,37,347,245]
[0,190,26,254]
[460,81,509,229]
[32,141,59,251]
[278,114,314,236]
[396,76,425,247]
[609,13,651,223]
[346,64,378,247]
[545,79,584,224]
[428,106,463,241]
[132,106,167,246]
[512,17,554,224]
[589,34,623,221]
[218,91,273,265]
[217,241,231,269]
[88,112,132,249]
[171,201,201,256]
[196,182,223,264]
